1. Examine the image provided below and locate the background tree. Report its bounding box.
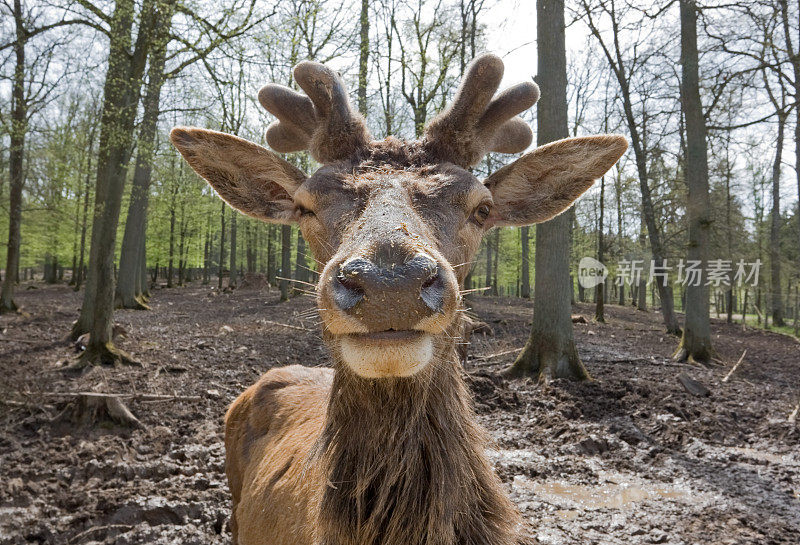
[675,0,714,363]
[507,0,589,381]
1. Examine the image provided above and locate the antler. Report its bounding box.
[258,62,371,164]
[422,54,540,168]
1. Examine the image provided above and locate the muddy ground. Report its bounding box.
[1,282,798,545]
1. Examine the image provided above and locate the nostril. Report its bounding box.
[420,271,445,314]
[333,269,365,312]
[421,269,439,290]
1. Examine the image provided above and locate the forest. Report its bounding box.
[1,0,799,544]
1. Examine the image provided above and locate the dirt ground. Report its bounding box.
[1,282,798,545]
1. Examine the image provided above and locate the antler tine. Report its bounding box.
[422,53,540,168]
[258,84,316,154]
[258,62,371,163]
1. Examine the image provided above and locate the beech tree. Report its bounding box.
[507,0,589,381]
[675,0,714,363]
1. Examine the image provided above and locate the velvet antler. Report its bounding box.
[258,62,371,164]
[422,54,540,168]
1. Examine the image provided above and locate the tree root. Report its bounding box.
[68,341,139,371]
[60,393,141,428]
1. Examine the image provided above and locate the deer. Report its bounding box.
[170,53,627,545]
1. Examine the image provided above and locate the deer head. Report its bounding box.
[171,54,627,380]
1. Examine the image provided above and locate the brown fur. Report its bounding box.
[171,53,629,545]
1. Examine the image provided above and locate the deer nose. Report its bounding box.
[333,254,444,317]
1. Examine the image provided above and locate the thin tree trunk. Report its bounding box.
[492,229,500,296]
[358,0,369,116]
[770,115,786,326]
[177,200,187,286]
[0,0,26,313]
[74,131,94,291]
[267,224,276,285]
[675,0,714,363]
[280,225,292,301]
[219,202,226,289]
[520,226,530,298]
[508,0,588,381]
[167,190,176,288]
[75,0,155,365]
[595,176,605,322]
[115,4,172,308]
[484,237,492,292]
[778,0,800,305]
[294,231,307,289]
[585,4,680,335]
[229,213,238,288]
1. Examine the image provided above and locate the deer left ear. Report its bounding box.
[170,127,307,224]
[483,135,627,226]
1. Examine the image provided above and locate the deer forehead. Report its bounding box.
[297,162,490,217]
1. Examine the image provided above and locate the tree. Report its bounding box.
[520,227,530,298]
[581,0,682,335]
[675,0,714,363]
[116,0,175,308]
[71,0,157,366]
[507,0,589,381]
[0,0,82,312]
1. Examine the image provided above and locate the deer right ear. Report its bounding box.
[170,127,307,224]
[483,135,627,226]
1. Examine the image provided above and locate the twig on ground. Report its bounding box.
[472,348,522,361]
[721,350,747,383]
[16,391,202,402]
[259,319,310,332]
[68,524,133,544]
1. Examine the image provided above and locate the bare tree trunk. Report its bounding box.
[508,0,588,381]
[116,4,172,308]
[0,0,26,313]
[358,0,369,116]
[294,231,307,289]
[74,131,94,291]
[595,176,605,322]
[218,202,226,289]
[202,217,210,285]
[75,0,155,365]
[492,229,499,296]
[770,115,786,326]
[177,201,187,286]
[229,213,238,288]
[675,0,714,363]
[779,0,800,305]
[584,3,680,335]
[280,225,292,301]
[483,235,492,292]
[167,190,176,288]
[267,224,276,285]
[520,226,530,298]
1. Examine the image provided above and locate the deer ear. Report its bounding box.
[483,135,627,226]
[170,127,307,224]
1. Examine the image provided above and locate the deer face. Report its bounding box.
[171,55,627,379]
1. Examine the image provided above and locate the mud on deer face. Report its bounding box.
[171,54,627,379]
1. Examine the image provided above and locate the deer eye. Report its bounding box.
[471,203,492,226]
[295,204,316,219]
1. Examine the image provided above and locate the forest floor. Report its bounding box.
[1,282,799,545]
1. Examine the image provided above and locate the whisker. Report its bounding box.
[459,286,491,294]
[276,276,318,289]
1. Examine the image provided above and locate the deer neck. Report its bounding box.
[314,332,520,545]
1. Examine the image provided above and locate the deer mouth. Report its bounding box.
[339,330,434,378]
[347,330,425,343]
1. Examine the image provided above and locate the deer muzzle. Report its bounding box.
[318,248,459,378]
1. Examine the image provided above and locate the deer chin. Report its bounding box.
[339,331,434,378]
